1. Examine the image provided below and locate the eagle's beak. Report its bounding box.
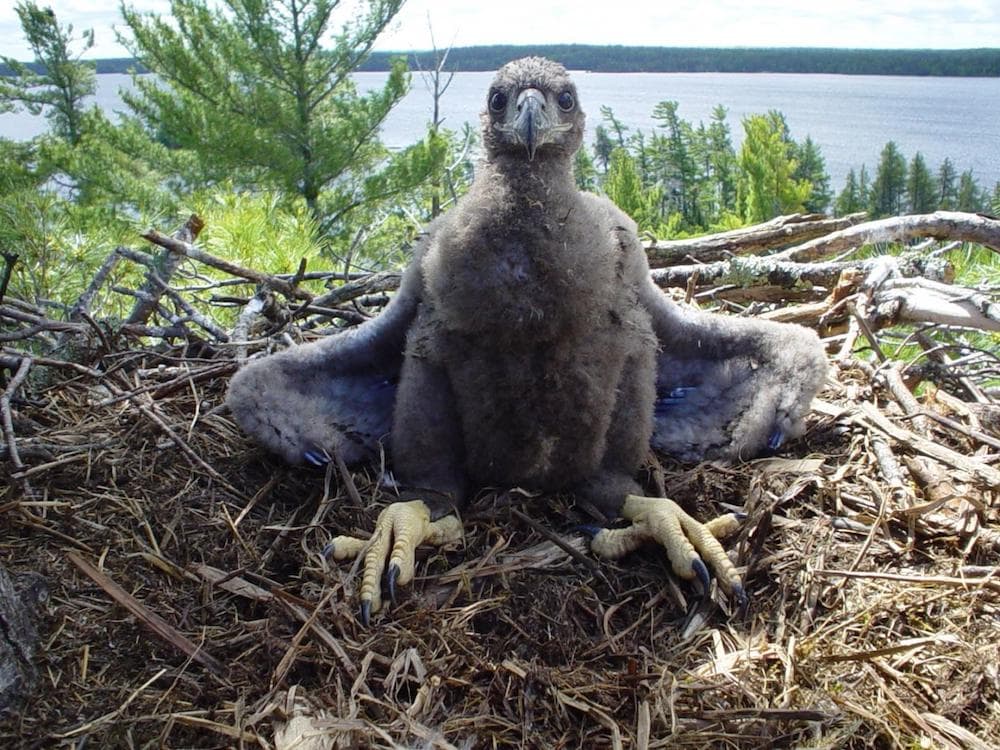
[514,88,547,161]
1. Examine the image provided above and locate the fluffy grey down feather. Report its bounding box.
[226,57,828,521]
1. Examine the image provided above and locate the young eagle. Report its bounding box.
[227,57,828,623]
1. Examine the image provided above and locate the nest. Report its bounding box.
[1,212,999,748]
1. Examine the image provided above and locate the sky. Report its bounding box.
[1,0,999,61]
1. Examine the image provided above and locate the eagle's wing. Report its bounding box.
[226,252,425,467]
[638,277,827,462]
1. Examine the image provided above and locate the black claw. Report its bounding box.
[654,386,696,414]
[303,449,329,466]
[767,427,785,450]
[322,541,335,559]
[732,582,748,608]
[360,599,372,627]
[692,557,712,594]
[734,511,748,522]
[573,524,605,539]
[387,563,400,606]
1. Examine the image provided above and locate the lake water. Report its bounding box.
[2,71,999,192]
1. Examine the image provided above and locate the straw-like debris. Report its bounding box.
[1,210,998,748]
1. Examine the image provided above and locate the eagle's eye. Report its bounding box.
[489,91,508,112]
[557,91,575,111]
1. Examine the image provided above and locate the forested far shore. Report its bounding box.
[3,45,1000,77]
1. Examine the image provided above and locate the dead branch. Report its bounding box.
[1,355,32,472]
[871,277,1000,332]
[644,212,867,267]
[771,211,1000,263]
[126,214,204,326]
[140,229,313,303]
[649,249,950,292]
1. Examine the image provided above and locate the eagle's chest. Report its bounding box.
[426,213,614,339]
[446,327,633,487]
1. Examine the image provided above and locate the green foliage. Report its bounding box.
[869,141,907,217]
[834,167,867,216]
[956,170,985,212]
[905,152,936,214]
[0,1,96,144]
[736,111,811,223]
[705,105,737,215]
[574,148,598,192]
[937,158,958,210]
[604,148,663,232]
[794,136,832,212]
[192,189,323,276]
[649,100,701,227]
[119,0,443,248]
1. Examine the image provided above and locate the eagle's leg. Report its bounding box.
[588,495,746,603]
[329,352,468,624]
[327,501,463,624]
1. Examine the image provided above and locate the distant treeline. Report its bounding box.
[362,45,1000,77]
[0,58,142,76]
[3,46,1000,78]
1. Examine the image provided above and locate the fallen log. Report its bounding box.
[643,212,867,267]
[771,211,1000,263]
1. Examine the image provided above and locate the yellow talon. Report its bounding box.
[590,495,744,600]
[328,500,463,623]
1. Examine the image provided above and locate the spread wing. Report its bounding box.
[226,255,424,466]
[639,276,827,463]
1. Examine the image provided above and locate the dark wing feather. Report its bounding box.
[639,278,827,462]
[226,256,424,466]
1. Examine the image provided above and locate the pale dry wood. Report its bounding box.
[644,212,866,267]
[871,276,1000,331]
[141,228,314,302]
[127,214,204,326]
[771,210,1000,263]
[855,402,1000,488]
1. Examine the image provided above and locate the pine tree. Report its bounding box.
[574,147,597,192]
[120,0,443,236]
[936,157,958,209]
[906,152,936,213]
[835,168,863,216]
[705,104,737,217]
[604,147,662,231]
[650,100,699,226]
[592,125,614,173]
[736,111,810,222]
[956,170,983,212]
[794,136,832,212]
[0,2,95,144]
[869,141,907,217]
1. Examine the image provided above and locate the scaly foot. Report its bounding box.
[588,495,746,604]
[326,500,463,624]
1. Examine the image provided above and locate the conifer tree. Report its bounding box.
[651,100,699,226]
[936,157,958,209]
[869,141,907,217]
[905,152,936,213]
[794,136,832,212]
[834,168,865,216]
[956,170,983,212]
[120,0,444,237]
[0,2,95,144]
[705,105,737,216]
[736,111,810,222]
[604,147,662,231]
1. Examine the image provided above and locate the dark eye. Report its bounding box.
[557,91,575,111]
[489,91,508,112]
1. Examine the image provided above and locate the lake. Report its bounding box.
[2,71,999,192]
